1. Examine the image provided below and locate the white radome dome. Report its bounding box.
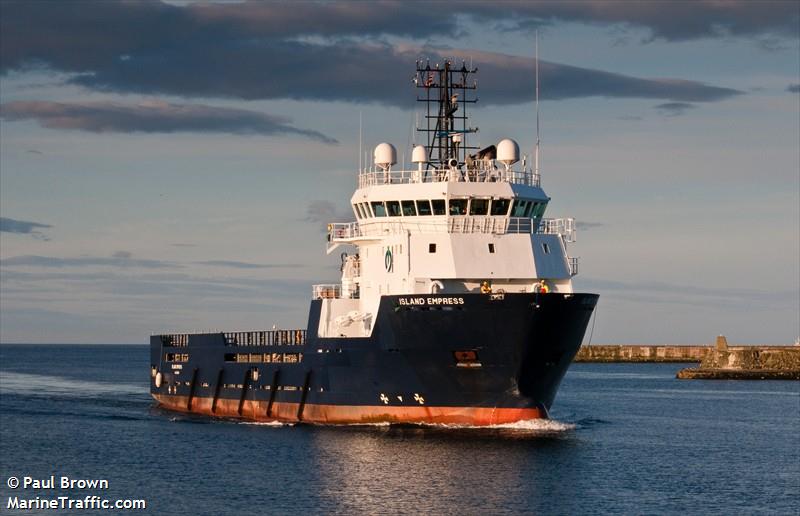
[411,145,428,163]
[374,143,397,170]
[497,138,520,166]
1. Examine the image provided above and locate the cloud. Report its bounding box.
[0,253,305,271]
[1,253,178,269]
[788,84,800,93]
[0,217,52,240]
[1,1,795,76]
[655,101,696,116]
[0,100,338,143]
[304,201,353,225]
[0,2,744,107]
[578,277,798,310]
[576,221,604,230]
[195,260,304,269]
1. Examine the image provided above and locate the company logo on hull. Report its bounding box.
[398,297,465,306]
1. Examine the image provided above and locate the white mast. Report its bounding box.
[534,30,541,179]
[359,110,363,172]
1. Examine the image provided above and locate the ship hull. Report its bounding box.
[150,292,597,426]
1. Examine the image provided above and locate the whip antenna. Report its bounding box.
[535,30,541,180]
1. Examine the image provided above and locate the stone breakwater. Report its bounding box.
[573,345,709,363]
[677,336,800,380]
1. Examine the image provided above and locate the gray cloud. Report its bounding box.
[0,253,305,271]
[195,260,305,269]
[578,277,798,310]
[788,84,800,93]
[0,100,338,143]
[576,221,604,230]
[0,217,52,240]
[0,2,744,107]
[304,201,353,225]
[655,101,696,116]
[1,1,795,75]
[1,253,178,269]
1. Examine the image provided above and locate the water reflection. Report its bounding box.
[310,423,582,514]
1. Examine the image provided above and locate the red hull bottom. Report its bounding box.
[152,394,545,426]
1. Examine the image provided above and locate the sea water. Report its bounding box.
[1,345,797,515]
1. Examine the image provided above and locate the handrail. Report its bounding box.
[358,166,540,188]
[327,217,575,239]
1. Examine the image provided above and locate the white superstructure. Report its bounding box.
[313,59,579,338]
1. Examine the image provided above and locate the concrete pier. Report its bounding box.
[676,336,800,380]
[573,345,709,363]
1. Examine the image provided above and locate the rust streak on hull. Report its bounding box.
[153,394,545,426]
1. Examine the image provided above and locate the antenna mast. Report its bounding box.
[535,30,541,179]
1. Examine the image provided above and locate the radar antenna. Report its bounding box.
[414,59,479,171]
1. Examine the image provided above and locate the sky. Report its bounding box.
[0,0,798,345]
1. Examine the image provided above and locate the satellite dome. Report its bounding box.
[497,139,520,166]
[374,143,397,171]
[411,145,427,163]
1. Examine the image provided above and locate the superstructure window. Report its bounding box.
[386,201,402,217]
[431,199,446,215]
[429,243,437,253]
[469,198,489,215]
[371,201,387,217]
[511,199,530,217]
[401,200,417,216]
[488,243,495,253]
[449,199,467,215]
[416,200,432,215]
[490,198,510,216]
[542,243,551,254]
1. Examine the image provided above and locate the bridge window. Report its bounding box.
[371,201,387,217]
[416,200,432,215]
[431,199,446,215]
[511,199,530,217]
[533,202,548,218]
[386,201,402,217]
[449,199,467,215]
[362,203,373,217]
[469,198,489,215]
[353,204,363,219]
[490,198,510,216]
[401,200,417,216]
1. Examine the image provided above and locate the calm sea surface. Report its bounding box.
[1,344,798,515]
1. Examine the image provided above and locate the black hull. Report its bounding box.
[150,292,598,425]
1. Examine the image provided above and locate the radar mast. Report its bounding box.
[414,59,479,171]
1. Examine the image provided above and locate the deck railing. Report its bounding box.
[158,329,306,346]
[358,166,540,188]
[327,217,575,241]
[312,284,341,299]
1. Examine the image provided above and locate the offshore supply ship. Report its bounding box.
[150,60,598,425]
